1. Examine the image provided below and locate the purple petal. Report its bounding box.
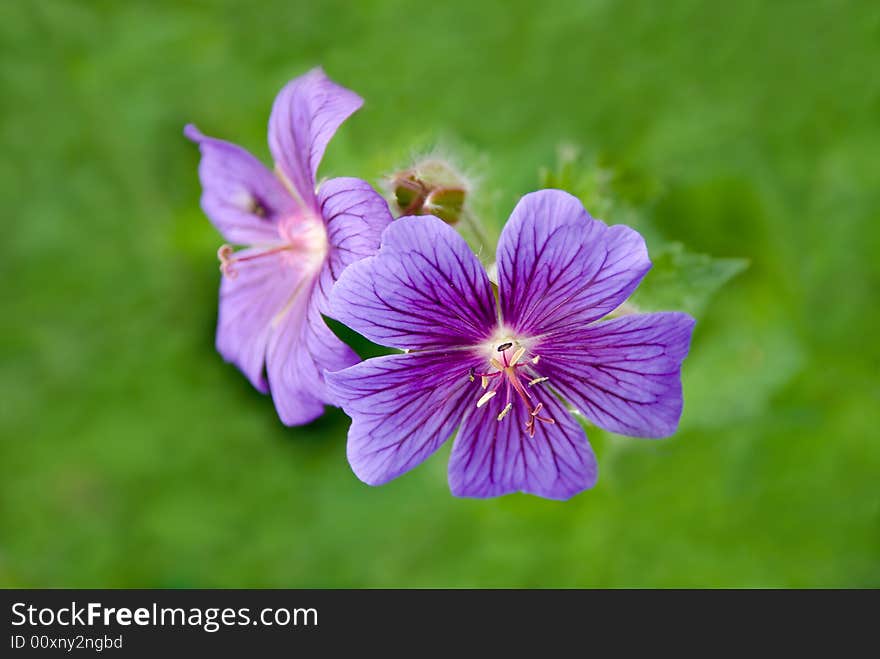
[326,350,483,485]
[315,177,393,303]
[537,312,695,438]
[497,189,651,336]
[215,248,302,394]
[268,68,363,208]
[262,177,390,425]
[448,389,597,500]
[266,283,360,426]
[329,215,497,350]
[184,124,295,245]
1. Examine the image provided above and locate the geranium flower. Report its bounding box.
[185,68,392,425]
[326,189,694,499]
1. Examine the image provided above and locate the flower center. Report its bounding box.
[470,337,555,438]
[217,213,328,279]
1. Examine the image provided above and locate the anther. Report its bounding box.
[476,391,497,408]
[481,375,490,389]
[496,342,513,352]
[497,403,513,421]
[217,244,238,279]
[528,376,549,387]
[468,367,475,383]
[531,355,541,365]
[510,347,526,366]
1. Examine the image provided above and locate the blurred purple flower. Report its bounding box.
[327,190,694,499]
[186,68,392,425]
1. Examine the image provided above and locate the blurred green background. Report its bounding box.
[2,0,878,587]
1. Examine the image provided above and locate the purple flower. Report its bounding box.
[185,68,392,425]
[326,190,694,499]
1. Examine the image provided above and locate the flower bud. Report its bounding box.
[388,158,469,225]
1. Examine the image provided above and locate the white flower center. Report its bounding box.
[469,329,554,437]
[217,212,328,279]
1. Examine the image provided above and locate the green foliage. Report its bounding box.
[539,145,618,219]
[632,243,748,318]
[540,145,748,319]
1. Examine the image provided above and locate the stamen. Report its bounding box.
[468,367,475,383]
[476,391,497,408]
[475,341,555,435]
[217,243,295,279]
[510,347,526,366]
[217,245,238,278]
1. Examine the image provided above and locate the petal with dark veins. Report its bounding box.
[448,388,598,500]
[327,350,483,485]
[185,124,295,245]
[330,215,497,350]
[268,68,363,208]
[497,189,651,337]
[537,312,695,438]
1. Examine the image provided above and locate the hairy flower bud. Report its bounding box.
[388,158,469,225]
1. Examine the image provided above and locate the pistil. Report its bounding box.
[471,340,555,437]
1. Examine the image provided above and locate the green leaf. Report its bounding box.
[539,145,616,219]
[681,318,804,431]
[630,242,749,318]
[538,147,748,319]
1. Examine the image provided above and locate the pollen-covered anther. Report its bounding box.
[476,390,497,408]
[475,340,556,434]
[509,346,526,366]
[217,244,238,278]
